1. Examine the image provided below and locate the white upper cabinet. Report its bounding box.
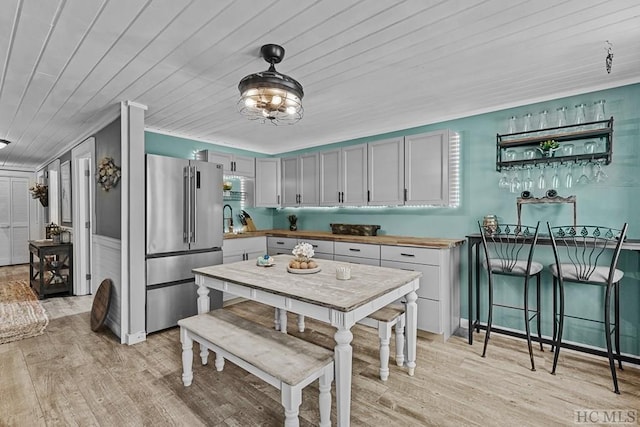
[199,150,255,177]
[319,144,367,207]
[255,158,281,207]
[282,153,319,207]
[367,137,405,206]
[404,130,450,206]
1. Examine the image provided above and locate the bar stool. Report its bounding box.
[547,223,628,394]
[478,221,543,370]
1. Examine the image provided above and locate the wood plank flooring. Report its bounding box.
[1,265,639,426]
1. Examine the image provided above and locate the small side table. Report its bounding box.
[29,240,73,299]
[517,195,577,227]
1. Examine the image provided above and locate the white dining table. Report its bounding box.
[192,254,421,427]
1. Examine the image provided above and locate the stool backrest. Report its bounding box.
[547,223,628,283]
[478,221,540,275]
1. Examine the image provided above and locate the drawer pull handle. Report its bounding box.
[400,253,416,257]
[276,241,285,245]
[312,245,318,248]
[349,248,361,252]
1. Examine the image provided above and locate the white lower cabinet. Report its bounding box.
[267,236,297,256]
[223,237,266,301]
[380,245,459,340]
[334,242,380,265]
[300,238,333,260]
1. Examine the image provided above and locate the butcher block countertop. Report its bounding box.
[224,229,464,249]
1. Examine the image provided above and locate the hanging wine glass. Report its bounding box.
[594,161,608,183]
[537,165,546,190]
[564,162,574,189]
[551,163,560,189]
[498,168,510,189]
[524,167,534,190]
[510,168,521,193]
[577,162,591,185]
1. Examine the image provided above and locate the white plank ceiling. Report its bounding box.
[1,0,640,170]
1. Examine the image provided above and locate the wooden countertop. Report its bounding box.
[224,229,464,249]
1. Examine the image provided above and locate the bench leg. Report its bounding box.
[281,383,302,427]
[274,308,281,331]
[297,314,305,333]
[180,327,193,387]
[378,321,393,381]
[214,352,225,372]
[279,309,288,334]
[319,364,334,427]
[395,314,406,367]
[200,344,209,365]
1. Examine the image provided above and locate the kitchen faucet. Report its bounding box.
[223,204,233,233]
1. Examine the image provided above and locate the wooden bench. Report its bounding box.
[277,304,407,381]
[178,310,334,427]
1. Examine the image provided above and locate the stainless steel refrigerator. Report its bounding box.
[146,154,223,333]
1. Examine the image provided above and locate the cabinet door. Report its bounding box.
[255,158,281,207]
[298,153,319,206]
[405,130,449,205]
[233,155,255,177]
[367,137,404,206]
[319,149,341,206]
[207,152,233,174]
[281,157,299,207]
[342,144,368,206]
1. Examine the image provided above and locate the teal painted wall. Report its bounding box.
[145,84,640,356]
[275,83,640,355]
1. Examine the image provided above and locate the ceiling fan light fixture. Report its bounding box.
[237,44,304,125]
[0,139,10,149]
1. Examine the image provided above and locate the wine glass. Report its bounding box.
[577,162,591,185]
[537,165,546,190]
[564,162,574,189]
[522,113,533,135]
[507,116,518,134]
[510,168,521,193]
[574,103,587,129]
[594,162,608,183]
[594,99,606,122]
[537,110,549,134]
[524,167,534,191]
[551,163,560,189]
[556,106,568,128]
[498,169,510,189]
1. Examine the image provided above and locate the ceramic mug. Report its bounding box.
[336,266,351,280]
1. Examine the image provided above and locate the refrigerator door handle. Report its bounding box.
[183,166,190,243]
[190,165,197,243]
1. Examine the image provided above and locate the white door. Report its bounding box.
[0,178,10,265]
[281,156,299,207]
[342,144,368,206]
[254,158,281,207]
[72,137,95,295]
[10,179,30,264]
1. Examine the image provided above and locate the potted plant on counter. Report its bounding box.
[538,139,560,157]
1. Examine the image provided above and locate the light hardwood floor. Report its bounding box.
[1,265,639,426]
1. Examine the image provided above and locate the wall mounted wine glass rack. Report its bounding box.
[496,117,613,171]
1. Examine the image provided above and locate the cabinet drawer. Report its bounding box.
[417,297,442,334]
[267,237,297,250]
[380,260,440,300]
[380,245,439,265]
[299,238,334,254]
[334,254,380,266]
[334,242,380,259]
[313,252,334,261]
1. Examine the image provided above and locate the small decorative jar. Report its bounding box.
[482,215,498,234]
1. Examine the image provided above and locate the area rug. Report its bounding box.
[0,280,49,344]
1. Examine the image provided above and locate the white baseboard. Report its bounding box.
[126,330,146,345]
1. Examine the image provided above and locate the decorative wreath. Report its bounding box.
[96,157,121,191]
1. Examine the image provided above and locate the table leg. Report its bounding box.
[405,290,418,376]
[334,326,353,427]
[279,308,288,334]
[196,283,211,364]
